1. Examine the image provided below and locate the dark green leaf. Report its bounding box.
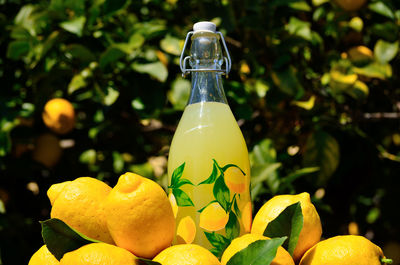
[353,62,392,79]
[160,35,181,55]
[104,0,127,15]
[226,212,240,240]
[303,130,340,186]
[172,188,194,207]
[263,202,303,256]
[227,237,287,265]
[368,2,394,19]
[136,258,162,265]
[374,40,399,64]
[213,176,230,212]
[99,47,125,69]
[198,161,219,185]
[0,132,12,157]
[170,162,185,188]
[6,41,30,60]
[41,218,100,261]
[65,44,96,64]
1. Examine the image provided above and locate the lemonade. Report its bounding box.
[168,101,251,248]
[168,22,252,250]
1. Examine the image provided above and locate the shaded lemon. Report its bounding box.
[348,221,360,235]
[169,192,178,218]
[28,245,59,265]
[221,234,295,265]
[153,244,221,265]
[335,0,367,11]
[224,167,246,194]
[42,98,75,135]
[60,243,138,265]
[32,133,62,168]
[104,172,175,259]
[48,177,114,244]
[241,201,253,233]
[251,192,322,262]
[348,46,374,65]
[299,235,389,265]
[199,202,229,232]
[176,216,196,244]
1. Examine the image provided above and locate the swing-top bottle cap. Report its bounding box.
[193,21,216,33]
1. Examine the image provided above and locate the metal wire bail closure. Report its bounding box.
[179,31,232,78]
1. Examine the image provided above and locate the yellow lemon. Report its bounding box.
[221,234,295,265]
[199,202,229,231]
[28,245,59,265]
[32,133,62,168]
[104,172,175,259]
[251,192,322,262]
[60,243,138,265]
[176,216,196,244]
[299,235,389,265]
[224,167,247,194]
[42,98,75,135]
[48,177,114,244]
[348,46,374,64]
[153,244,221,265]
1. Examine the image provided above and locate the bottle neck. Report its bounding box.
[187,32,228,105]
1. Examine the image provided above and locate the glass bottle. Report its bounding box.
[167,22,252,252]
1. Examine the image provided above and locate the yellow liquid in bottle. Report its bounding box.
[168,101,252,250]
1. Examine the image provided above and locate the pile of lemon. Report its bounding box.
[29,172,391,265]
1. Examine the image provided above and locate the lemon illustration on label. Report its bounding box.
[176,216,196,244]
[224,166,247,194]
[199,202,229,231]
[168,193,178,218]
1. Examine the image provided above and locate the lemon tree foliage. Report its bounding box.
[1,0,400,263]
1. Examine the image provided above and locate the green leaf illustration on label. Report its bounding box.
[226,211,240,240]
[198,161,219,185]
[204,231,231,259]
[213,175,231,212]
[169,162,194,207]
[263,202,303,256]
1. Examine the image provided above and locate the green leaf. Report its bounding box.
[172,188,194,207]
[170,162,185,188]
[226,212,240,240]
[204,232,231,259]
[250,139,277,165]
[129,33,145,50]
[60,16,86,37]
[103,0,127,15]
[6,41,30,60]
[221,164,246,175]
[285,17,312,41]
[68,74,87,94]
[353,62,392,80]
[112,151,124,173]
[0,132,12,157]
[263,202,303,256]
[99,47,125,69]
[104,87,120,106]
[303,131,340,186]
[213,175,230,212]
[65,44,96,64]
[368,2,394,19]
[136,258,162,265]
[271,67,304,97]
[168,78,190,110]
[160,35,181,55]
[289,1,311,11]
[374,40,399,64]
[198,161,219,185]
[227,237,287,265]
[79,149,96,164]
[41,218,100,261]
[131,61,168,82]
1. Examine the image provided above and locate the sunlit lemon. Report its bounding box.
[176,216,196,244]
[224,167,246,194]
[153,244,221,265]
[28,245,59,265]
[42,98,75,135]
[199,202,229,231]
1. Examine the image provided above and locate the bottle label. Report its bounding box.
[168,159,252,256]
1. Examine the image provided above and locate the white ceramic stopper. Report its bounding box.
[193,21,217,33]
